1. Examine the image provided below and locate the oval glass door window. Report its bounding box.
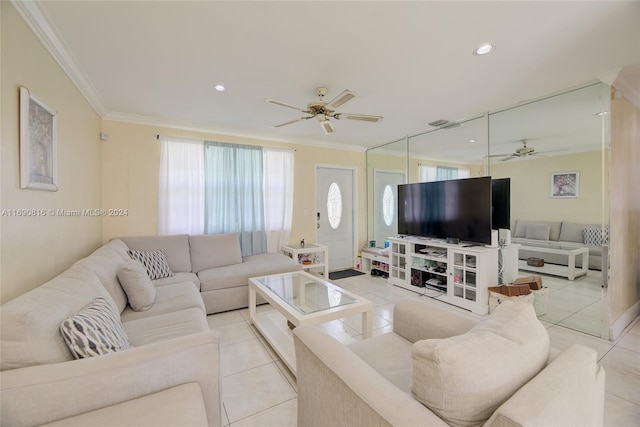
[327,182,343,229]
[382,184,394,226]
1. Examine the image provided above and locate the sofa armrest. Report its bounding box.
[1,331,221,427]
[293,326,448,427]
[392,298,479,343]
[485,344,605,427]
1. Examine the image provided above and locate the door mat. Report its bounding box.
[329,269,366,280]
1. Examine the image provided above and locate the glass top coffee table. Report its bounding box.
[248,271,373,375]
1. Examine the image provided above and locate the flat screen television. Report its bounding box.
[397,177,492,244]
[491,178,511,230]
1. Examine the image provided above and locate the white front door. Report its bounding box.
[373,169,405,246]
[316,167,355,272]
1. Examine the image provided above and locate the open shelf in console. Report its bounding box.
[387,236,498,315]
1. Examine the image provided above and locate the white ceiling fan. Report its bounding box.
[488,139,568,162]
[266,87,383,134]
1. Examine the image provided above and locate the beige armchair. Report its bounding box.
[293,298,605,427]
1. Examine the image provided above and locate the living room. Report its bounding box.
[1,1,639,426]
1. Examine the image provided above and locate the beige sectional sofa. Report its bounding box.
[0,233,299,426]
[120,233,302,314]
[512,219,608,270]
[294,298,605,427]
[0,238,220,426]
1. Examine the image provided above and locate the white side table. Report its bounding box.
[281,243,329,277]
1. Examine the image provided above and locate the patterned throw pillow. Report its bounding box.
[583,227,610,246]
[60,297,130,359]
[127,249,174,280]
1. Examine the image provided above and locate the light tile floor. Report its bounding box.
[208,274,640,427]
[535,269,607,337]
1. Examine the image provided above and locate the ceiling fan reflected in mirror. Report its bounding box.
[266,87,383,134]
[488,139,568,162]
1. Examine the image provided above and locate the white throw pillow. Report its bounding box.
[117,259,156,311]
[127,249,174,280]
[60,297,130,359]
[411,302,549,427]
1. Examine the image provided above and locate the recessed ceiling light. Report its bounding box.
[473,43,494,55]
[214,84,225,92]
[595,111,608,116]
[469,139,477,143]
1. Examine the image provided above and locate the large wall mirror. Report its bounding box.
[488,82,610,338]
[366,81,611,338]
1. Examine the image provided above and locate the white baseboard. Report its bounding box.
[610,300,640,341]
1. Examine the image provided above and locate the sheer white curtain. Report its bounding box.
[419,164,470,182]
[158,136,205,235]
[204,142,266,256]
[263,148,294,253]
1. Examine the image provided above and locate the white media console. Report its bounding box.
[388,236,499,315]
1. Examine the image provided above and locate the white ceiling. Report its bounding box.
[15,1,640,150]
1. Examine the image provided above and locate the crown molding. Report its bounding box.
[613,71,640,110]
[103,112,367,153]
[10,0,107,116]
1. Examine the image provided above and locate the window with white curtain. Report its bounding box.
[418,164,471,182]
[158,137,294,256]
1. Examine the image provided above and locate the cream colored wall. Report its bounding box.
[100,120,368,252]
[0,3,103,303]
[609,95,640,331]
[490,150,609,226]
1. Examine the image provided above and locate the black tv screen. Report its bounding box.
[491,178,511,230]
[397,177,492,244]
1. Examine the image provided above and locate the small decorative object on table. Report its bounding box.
[527,257,544,267]
[300,238,305,248]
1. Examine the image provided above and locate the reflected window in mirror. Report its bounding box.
[419,164,471,182]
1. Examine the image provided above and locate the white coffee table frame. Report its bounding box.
[248,271,373,375]
[518,245,589,280]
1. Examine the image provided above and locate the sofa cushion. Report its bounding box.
[153,272,200,289]
[411,301,549,427]
[60,297,130,359]
[197,253,302,292]
[120,282,205,322]
[127,249,174,280]
[514,220,562,241]
[0,263,116,370]
[348,333,413,393]
[525,224,550,241]
[189,233,242,272]
[123,307,209,347]
[559,222,586,243]
[76,241,129,313]
[121,235,192,273]
[117,259,156,311]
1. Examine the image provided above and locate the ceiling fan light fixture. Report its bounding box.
[320,119,335,134]
[473,43,494,55]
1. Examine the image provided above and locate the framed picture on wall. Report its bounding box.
[19,86,58,191]
[551,172,579,198]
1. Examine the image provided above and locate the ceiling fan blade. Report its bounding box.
[265,99,305,111]
[500,155,518,162]
[337,113,383,123]
[272,118,304,128]
[536,148,569,154]
[487,153,512,158]
[319,119,335,134]
[326,90,358,109]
